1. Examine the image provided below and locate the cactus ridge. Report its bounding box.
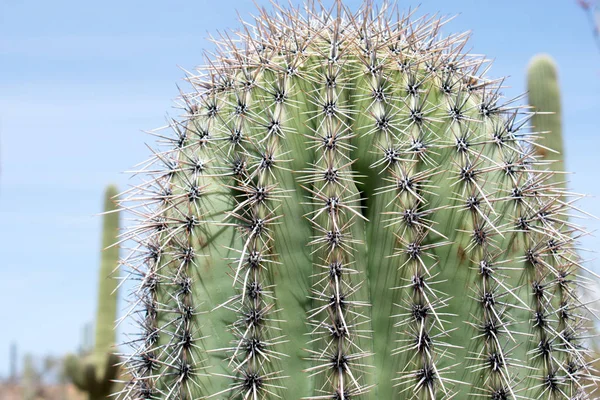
[116,2,598,399]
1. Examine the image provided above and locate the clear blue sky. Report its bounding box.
[1,0,599,376]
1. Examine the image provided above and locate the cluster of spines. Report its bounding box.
[116,112,216,399]
[455,84,529,400]
[115,1,599,399]
[209,55,294,399]
[345,8,523,398]
[519,190,592,398]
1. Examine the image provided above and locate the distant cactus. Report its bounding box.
[528,54,600,398]
[527,54,566,193]
[9,342,17,383]
[78,321,94,355]
[66,185,120,400]
[117,2,598,399]
[22,354,39,400]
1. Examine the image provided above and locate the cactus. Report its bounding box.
[9,342,17,383]
[527,54,566,194]
[22,354,39,400]
[117,2,598,399]
[528,55,600,398]
[66,185,121,400]
[79,321,95,355]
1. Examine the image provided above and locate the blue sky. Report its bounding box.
[1,0,599,376]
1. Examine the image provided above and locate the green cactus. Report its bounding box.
[527,54,566,194]
[22,354,39,400]
[66,185,121,400]
[117,2,597,399]
[9,341,17,383]
[528,55,600,398]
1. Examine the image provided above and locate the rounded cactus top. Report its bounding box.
[117,2,597,400]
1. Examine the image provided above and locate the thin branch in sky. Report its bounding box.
[577,0,600,53]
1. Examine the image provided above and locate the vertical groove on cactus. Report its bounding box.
[65,184,121,400]
[117,2,598,399]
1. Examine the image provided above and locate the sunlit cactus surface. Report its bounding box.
[117,2,598,399]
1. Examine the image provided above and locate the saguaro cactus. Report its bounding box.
[528,55,600,398]
[118,2,597,399]
[527,54,566,193]
[66,185,121,400]
[9,342,17,383]
[22,354,39,400]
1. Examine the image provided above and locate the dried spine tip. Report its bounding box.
[117,2,597,400]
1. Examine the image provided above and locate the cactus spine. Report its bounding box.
[66,185,121,400]
[118,2,597,399]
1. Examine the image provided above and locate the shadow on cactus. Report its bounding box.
[65,185,121,400]
[116,2,599,399]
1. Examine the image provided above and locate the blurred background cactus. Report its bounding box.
[0,185,121,400]
[117,2,598,399]
[22,354,39,400]
[20,354,67,400]
[78,323,95,355]
[528,52,600,394]
[527,54,566,192]
[64,185,121,400]
[9,342,17,384]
